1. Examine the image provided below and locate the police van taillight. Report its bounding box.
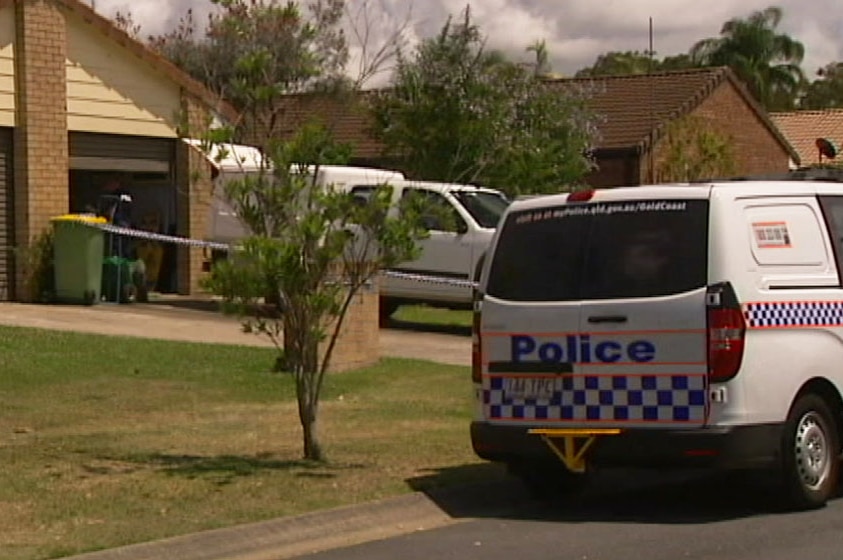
[567,189,595,203]
[706,282,746,383]
[471,254,487,384]
[471,295,483,383]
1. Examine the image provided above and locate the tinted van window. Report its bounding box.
[453,191,510,228]
[486,199,709,301]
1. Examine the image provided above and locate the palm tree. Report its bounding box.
[527,39,551,77]
[690,6,805,111]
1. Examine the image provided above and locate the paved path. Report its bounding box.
[0,301,470,366]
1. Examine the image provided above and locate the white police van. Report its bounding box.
[471,172,843,509]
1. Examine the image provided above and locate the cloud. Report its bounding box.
[93,0,843,79]
[94,0,217,37]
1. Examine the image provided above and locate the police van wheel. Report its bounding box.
[781,394,840,510]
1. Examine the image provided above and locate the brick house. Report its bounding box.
[0,0,235,302]
[770,109,843,168]
[554,67,799,186]
[269,66,797,189]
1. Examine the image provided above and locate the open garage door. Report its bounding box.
[69,132,175,173]
[69,132,179,293]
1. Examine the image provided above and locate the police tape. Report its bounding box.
[69,218,479,289]
[83,220,231,251]
[380,270,478,289]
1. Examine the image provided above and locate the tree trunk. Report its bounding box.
[301,407,323,462]
[287,312,325,461]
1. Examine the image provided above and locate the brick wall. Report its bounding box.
[695,81,791,175]
[175,93,213,295]
[13,0,69,301]
[320,279,380,373]
[644,80,791,182]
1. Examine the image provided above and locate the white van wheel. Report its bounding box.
[781,394,840,510]
[379,299,399,327]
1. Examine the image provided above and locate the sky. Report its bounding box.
[92,0,843,85]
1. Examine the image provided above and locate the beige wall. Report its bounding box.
[0,7,15,127]
[64,11,180,138]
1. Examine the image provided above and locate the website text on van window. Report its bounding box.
[515,200,689,224]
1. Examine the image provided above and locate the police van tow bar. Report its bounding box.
[527,428,622,473]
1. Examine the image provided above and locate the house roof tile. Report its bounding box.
[266,66,799,164]
[770,109,843,166]
[547,67,726,150]
[547,66,797,162]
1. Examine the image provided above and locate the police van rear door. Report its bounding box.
[482,190,710,429]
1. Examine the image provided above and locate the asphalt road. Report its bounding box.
[292,470,843,560]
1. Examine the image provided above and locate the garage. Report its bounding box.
[68,131,180,293]
[0,127,12,301]
[0,0,235,301]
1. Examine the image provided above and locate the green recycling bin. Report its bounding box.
[101,256,135,304]
[51,214,107,305]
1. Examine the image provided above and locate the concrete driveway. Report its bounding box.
[0,300,471,367]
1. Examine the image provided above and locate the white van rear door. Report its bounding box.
[481,197,709,429]
[575,199,709,428]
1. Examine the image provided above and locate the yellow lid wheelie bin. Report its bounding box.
[51,214,107,305]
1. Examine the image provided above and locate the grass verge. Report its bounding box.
[0,326,502,560]
[392,305,472,329]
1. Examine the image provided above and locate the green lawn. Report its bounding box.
[0,326,503,560]
[392,305,472,329]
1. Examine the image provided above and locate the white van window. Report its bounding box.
[819,196,843,280]
[453,191,509,228]
[349,185,377,205]
[744,203,827,267]
[486,199,709,301]
[400,189,465,233]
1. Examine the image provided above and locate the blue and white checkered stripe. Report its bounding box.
[483,374,707,423]
[744,301,843,328]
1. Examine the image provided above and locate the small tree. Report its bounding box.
[147,0,348,108]
[344,0,415,89]
[202,122,429,461]
[369,6,599,197]
[140,0,431,461]
[655,115,737,182]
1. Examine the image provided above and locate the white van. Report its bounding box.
[197,142,509,319]
[201,141,406,244]
[344,179,509,322]
[472,177,843,509]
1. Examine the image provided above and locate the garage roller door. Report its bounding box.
[69,132,175,173]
